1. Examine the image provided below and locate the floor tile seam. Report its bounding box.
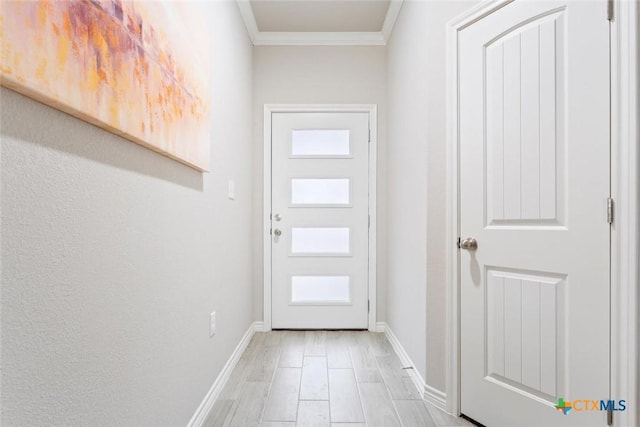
[347,342,371,425]
[372,350,416,399]
[258,337,285,425]
[369,335,405,426]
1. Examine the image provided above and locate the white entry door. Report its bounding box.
[271,112,370,329]
[458,1,610,426]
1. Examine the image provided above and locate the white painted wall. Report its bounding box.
[386,0,478,392]
[252,46,388,323]
[0,2,254,425]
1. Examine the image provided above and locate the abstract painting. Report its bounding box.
[0,0,211,171]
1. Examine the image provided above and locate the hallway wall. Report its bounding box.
[0,2,254,425]
[386,0,478,394]
[252,46,388,324]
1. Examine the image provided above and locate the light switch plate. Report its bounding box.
[228,180,235,200]
[209,311,216,337]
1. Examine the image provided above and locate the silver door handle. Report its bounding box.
[460,237,478,250]
[273,229,282,237]
[274,214,282,221]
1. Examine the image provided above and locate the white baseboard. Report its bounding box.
[378,322,448,412]
[187,321,261,427]
[423,383,447,412]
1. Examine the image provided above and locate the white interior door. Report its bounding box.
[271,112,370,329]
[458,1,610,426]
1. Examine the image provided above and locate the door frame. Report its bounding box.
[262,104,378,332]
[445,1,639,425]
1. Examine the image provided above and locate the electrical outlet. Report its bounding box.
[209,311,216,337]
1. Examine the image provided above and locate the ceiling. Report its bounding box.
[238,0,403,45]
[250,0,391,33]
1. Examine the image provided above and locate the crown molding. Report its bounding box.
[253,31,386,46]
[236,0,403,46]
[237,0,259,41]
[381,0,403,42]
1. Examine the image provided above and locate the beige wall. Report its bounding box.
[386,0,478,392]
[0,2,254,425]
[0,2,493,422]
[252,46,388,323]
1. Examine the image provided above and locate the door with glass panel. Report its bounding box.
[271,112,370,329]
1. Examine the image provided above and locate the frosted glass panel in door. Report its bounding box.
[291,179,350,205]
[291,276,351,303]
[291,129,350,156]
[291,227,350,255]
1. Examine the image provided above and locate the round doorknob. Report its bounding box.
[460,237,478,250]
[273,229,282,237]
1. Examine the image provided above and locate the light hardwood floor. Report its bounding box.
[203,331,474,427]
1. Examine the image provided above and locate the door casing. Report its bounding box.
[263,104,378,332]
[445,1,639,426]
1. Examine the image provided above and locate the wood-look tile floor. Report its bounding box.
[203,331,474,427]
[205,331,472,427]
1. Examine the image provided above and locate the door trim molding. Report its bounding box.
[610,1,639,426]
[262,104,378,331]
[445,0,639,419]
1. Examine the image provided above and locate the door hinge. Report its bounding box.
[368,129,371,143]
[368,214,371,229]
[607,0,614,21]
[607,197,614,224]
[607,408,613,425]
[269,228,272,235]
[457,237,461,249]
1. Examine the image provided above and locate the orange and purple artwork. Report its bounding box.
[0,0,211,171]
